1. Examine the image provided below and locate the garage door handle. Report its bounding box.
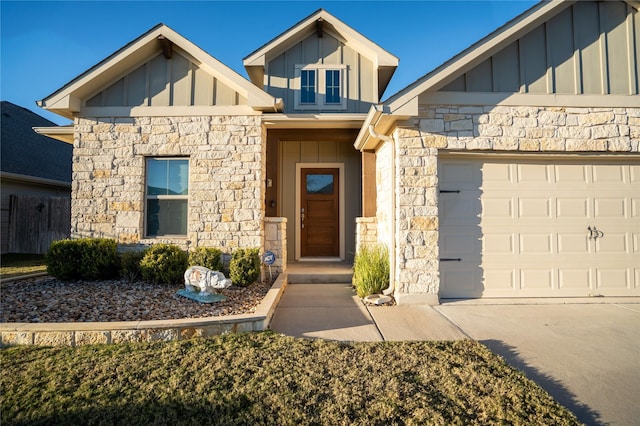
[440,258,462,262]
[588,226,605,240]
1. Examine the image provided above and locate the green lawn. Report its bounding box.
[0,254,46,279]
[1,333,580,425]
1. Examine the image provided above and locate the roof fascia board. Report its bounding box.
[32,126,74,144]
[353,105,382,151]
[384,0,575,114]
[243,9,398,68]
[39,24,167,109]
[0,171,71,188]
[165,31,277,109]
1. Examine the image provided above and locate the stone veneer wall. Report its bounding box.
[394,105,640,304]
[72,114,265,251]
[263,217,287,275]
[355,217,377,250]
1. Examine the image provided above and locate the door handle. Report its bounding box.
[587,226,605,240]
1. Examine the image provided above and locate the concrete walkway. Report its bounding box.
[269,282,466,341]
[269,281,640,425]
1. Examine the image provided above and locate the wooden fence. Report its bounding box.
[7,195,71,254]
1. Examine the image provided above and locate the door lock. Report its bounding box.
[587,226,605,240]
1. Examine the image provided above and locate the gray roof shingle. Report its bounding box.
[1,101,72,183]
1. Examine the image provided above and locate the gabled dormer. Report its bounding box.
[243,9,398,114]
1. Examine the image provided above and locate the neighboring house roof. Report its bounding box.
[0,101,72,185]
[243,9,399,98]
[355,0,640,150]
[37,23,281,119]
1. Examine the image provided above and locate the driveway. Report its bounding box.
[435,301,640,426]
[271,283,640,425]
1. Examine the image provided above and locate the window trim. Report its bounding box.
[294,64,347,111]
[144,157,190,238]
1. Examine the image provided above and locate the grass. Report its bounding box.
[1,333,580,425]
[0,254,46,279]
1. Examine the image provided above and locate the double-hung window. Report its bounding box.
[295,64,347,110]
[145,158,189,237]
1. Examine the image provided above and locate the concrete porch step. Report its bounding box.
[287,273,353,284]
[285,261,353,284]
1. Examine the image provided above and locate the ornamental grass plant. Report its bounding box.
[352,243,390,298]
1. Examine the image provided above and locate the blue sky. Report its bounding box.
[1,0,537,125]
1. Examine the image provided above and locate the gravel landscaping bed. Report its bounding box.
[1,276,271,323]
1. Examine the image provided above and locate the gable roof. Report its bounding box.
[355,0,640,150]
[1,101,72,185]
[243,9,399,97]
[384,0,576,116]
[38,24,281,119]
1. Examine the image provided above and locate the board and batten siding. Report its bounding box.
[441,1,640,95]
[279,138,362,260]
[86,50,246,108]
[265,31,376,113]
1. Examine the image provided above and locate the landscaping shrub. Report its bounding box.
[79,239,120,280]
[139,244,189,285]
[352,243,390,298]
[46,238,119,281]
[46,239,83,280]
[119,249,148,283]
[229,248,260,287]
[188,247,224,271]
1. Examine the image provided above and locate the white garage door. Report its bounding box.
[439,156,640,298]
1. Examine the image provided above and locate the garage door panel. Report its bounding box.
[440,266,483,298]
[483,269,516,291]
[439,157,640,299]
[519,234,553,253]
[554,164,588,183]
[593,165,626,183]
[558,233,590,254]
[557,198,589,218]
[520,269,554,290]
[518,198,552,218]
[440,162,482,190]
[595,233,629,254]
[483,234,514,254]
[594,198,628,218]
[517,163,552,184]
[559,269,591,289]
[596,269,632,289]
[440,233,481,257]
[482,162,512,182]
[482,198,513,218]
[440,194,481,220]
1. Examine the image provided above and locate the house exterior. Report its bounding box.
[37,0,638,303]
[355,0,640,303]
[1,101,72,254]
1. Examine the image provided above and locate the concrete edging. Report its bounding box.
[0,273,288,347]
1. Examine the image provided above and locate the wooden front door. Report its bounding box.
[300,168,340,257]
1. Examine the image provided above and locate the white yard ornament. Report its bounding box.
[184,266,232,295]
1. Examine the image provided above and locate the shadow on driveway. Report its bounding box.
[482,339,603,425]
